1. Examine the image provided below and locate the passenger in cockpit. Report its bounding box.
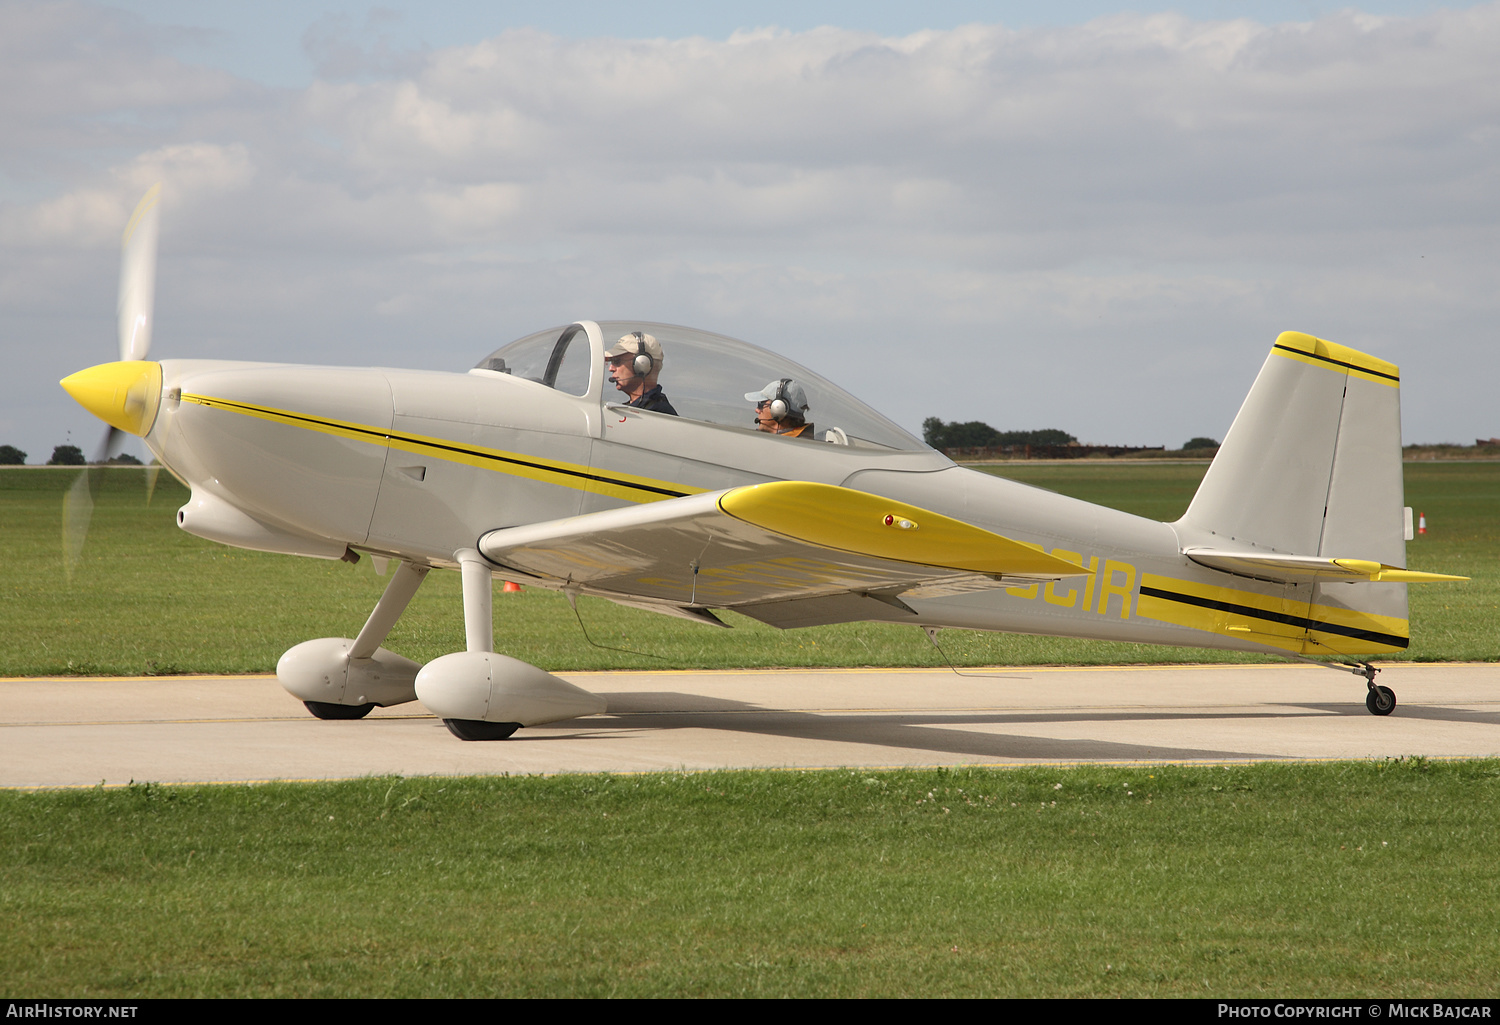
[607,332,678,415]
[746,378,816,438]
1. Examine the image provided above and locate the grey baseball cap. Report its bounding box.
[745,378,809,414]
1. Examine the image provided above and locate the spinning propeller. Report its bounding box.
[60,184,163,580]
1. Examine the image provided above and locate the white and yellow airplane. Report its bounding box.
[60,187,1464,739]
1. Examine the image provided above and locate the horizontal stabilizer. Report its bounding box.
[478,480,1089,610]
[1183,547,1467,584]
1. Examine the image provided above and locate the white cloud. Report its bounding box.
[5,3,1500,459]
[0,2,243,151]
[2,143,253,247]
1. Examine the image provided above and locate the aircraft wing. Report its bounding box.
[477,481,1090,626]
[1182,547,1467,584]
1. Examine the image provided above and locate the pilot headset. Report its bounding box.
[765,378,793,421]
[627,332,654,377]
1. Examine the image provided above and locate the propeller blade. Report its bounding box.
[62,425,127,582]
[62,427,111,582]
[118,184,161,362]
[96,426,124,464]
[66,186,162,581]
[62,468,95,584]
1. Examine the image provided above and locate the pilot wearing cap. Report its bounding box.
[606,331,677,415]
[746,378,815,438]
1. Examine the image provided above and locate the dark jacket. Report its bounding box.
[630,385,678,416]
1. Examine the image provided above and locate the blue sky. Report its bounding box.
[4,1,1498,461]
[112,1,1472,85]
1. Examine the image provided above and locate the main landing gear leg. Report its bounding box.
[303,560,431,719]
[280,560,431,718]
[350,561,430,660]
[440,550,520,740]
[458,548,494,656]
[414,549,605,740]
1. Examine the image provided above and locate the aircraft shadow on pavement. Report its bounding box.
[524,691,1299,762]
[1297,702,1500,726]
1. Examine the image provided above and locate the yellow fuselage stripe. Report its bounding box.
[181,393,703,503]
[1138,572,1409,655]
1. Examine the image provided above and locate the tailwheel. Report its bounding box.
[304,700,376,720]
[443,719,521,741]
[1365,685,1397,716]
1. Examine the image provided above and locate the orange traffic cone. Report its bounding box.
[503,580,523,592]
[1418,512,1426,535]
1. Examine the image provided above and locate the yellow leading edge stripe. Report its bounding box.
[719,481,1091,578]
[1330,558,1466,584]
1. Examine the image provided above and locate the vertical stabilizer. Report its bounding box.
[1177,332,1404,560]
[1174,332,1408,655]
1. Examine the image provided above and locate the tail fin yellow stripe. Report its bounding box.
[1272,331,1399,387]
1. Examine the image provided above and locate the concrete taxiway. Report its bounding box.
[2,663,1497,788]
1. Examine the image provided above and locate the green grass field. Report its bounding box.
[3,466,1497,998]
[4,761,1499,997]
[2,463,1494,675]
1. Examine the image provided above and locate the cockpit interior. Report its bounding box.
[473,321,923,452]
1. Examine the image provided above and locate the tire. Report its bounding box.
[1365,686,1397,716]
[443,718,521,741]
[304,700,376,720]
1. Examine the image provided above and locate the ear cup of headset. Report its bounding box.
[768,378,792,420]
[628,332,653,377]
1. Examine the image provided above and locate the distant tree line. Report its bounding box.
[920,420,1222,455]
[0,445,146,466]
[922,419,1077,450]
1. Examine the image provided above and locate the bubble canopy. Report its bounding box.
[475,321,924,452]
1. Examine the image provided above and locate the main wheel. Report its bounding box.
[444,718,521,741]
[1365,686,1397,716]
[304,700,376,720]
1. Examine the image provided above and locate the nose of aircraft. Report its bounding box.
[60,360,164,437]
